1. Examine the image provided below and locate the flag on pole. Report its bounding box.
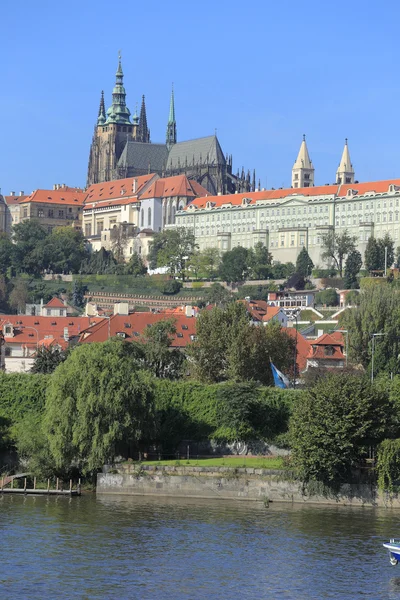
[270,361,290,389]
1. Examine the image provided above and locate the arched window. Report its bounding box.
[141,209,144,227]
[172,206,176,223]
[148,207,152,227]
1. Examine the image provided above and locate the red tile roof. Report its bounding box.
[44,297,66,308]
[4,195,28,205]
[85,175,157,204]
[284,328,312,372]
[0,316,103,349]
[307,332,345,361]
[79,311,196,347]
[139,175,209,200]
[185,178,400,210]
[21,188,86,206]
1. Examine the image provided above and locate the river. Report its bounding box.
[0,494,400,599]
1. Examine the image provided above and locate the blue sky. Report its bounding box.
[1,0,399,195]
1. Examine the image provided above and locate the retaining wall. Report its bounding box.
[96,466,400,507]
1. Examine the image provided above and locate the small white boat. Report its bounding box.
[383,540,400,565]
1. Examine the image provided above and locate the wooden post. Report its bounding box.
[47,478,50,493]
[33,477,36,490]
[24,478,26,492]
[78,478,81,495]
[69,479,72,494]
[56,478,59,491]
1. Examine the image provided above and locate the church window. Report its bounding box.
[141,209,144,227]
[148,207,152,226]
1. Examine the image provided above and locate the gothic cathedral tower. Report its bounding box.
[87,56,135,186]
[291,135,314,188]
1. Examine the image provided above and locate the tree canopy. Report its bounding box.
[44,340,156,474]
[148,228,197,279]
[321,230,357,277]
[296,247,314,278]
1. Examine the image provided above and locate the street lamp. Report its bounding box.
[290,308,301,388]
[371,332,387,383]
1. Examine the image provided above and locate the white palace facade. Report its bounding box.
[175,139,400,266]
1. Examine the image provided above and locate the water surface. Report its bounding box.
[0,494,399,599]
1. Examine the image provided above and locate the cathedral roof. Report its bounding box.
[118,141,169,172]
[337,139,354,176]
[166,135,225,169]
[293,135,313,170]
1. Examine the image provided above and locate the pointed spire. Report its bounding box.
[252,169,256,192]
[293,134,312,169]
[97,90,106,125]
[105,53,131,125]
[292,134,314,188]
[133,102,139,125]
[137,95,150,143]
[166,84,177,147]
[336,138,355,184]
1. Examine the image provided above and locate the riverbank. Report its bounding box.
[97,464,400,507]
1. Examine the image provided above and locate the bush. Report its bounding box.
[312,268,337,278]
[160,279,182,295]
[315,288,338,306]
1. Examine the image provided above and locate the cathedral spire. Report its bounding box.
[336,138,355,184]
[105,52,131,125]
[97,90,106,125]
[137,95,150,143]
[166,84,177,147]
[291,134,314,188]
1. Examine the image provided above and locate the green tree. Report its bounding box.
[142,320,185,379]
[80,248,118,274]
[296,247,314,278]
[378,233,395,271]
[246,242,273,279]
[125,253,147,276]
[341,284,400,376]
[187,248,221,280]
[364,237,381,272]
[149,228,197,280]
[202,282,233,307]
[9,279,29,313]
[344,249,362,288]
[187,302,294,384]
[31,346,69,374]
[44,340,156,474]
[110,224,129,263]
[219,246,249,283]
[289,373,390,488]
[44,227,88,273]
[12,220,48,275]
[314,288,338,306]
[0,233,13,275]
[321,229,357,277]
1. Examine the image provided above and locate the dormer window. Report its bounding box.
[3,324,13,337]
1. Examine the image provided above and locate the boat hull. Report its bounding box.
[383,542,400,564]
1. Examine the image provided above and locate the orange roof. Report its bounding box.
[313,332,344,346]
[185,177,400,211]
[139,175,209,200]
[85,175,157,204]
[187,185,339,209]
[21,188,86,206]
[285,328,311,372]
[0,316,103,348]
[337,179,400,197]
[262,307,282,322]
[79,311,196,347]
[4,195,28,205]
[44,297,65,308]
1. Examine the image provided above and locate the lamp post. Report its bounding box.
[371,332,387,383]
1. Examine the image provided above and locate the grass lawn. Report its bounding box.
[136,457,284,469]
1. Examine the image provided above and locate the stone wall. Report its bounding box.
[97,465,400,507]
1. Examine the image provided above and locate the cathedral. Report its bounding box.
[87,57,255,195]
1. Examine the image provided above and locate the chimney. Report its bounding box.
[19,191,24,196]
[10,191,15,196]
[185,305,193,318]
[133,178,137,193]
[63,327,69,342]
[113,302,129,316]
[53,184,57,190]
[62,183,66,189]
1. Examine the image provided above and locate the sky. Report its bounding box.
[1,0,400,195]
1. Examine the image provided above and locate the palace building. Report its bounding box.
[87,57,254,196]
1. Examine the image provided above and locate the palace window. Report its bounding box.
[58,210,64,218]
[38,209,44,218]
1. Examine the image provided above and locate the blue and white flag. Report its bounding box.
[270,362,290,389]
